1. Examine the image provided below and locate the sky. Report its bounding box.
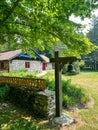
[70,9,98,34]
[70,15,91,33]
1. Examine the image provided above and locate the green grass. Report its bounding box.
[69,71,98,130]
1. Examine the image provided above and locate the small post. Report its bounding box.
[55,51,62,117]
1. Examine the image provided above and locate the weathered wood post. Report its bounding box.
[50,51,77,117]
[55,51,62,117]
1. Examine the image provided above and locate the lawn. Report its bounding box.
[69,71,98,130]
[0,71,98,130]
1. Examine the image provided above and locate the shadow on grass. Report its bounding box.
[0,99,58,130]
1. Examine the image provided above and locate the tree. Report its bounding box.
[82,15,98,70]
[0,0,98,56]
[87,15,98,45]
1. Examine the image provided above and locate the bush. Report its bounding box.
[46,79,89,108]
[0,85,10,99]
[0,69,37,78]
[62,80,89,108]
[63,95,76,107]
[46,79,55,91]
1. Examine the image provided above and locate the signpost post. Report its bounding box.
[50,51,77,117]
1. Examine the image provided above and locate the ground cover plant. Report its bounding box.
[0,99,54,130]
[0,85,10,99]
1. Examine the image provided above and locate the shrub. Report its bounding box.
[46,79,55,91]
[0,85,10,99]
[62,60,85,75]
[0,69,38,78]
[62,80,89,108]
[63,95,76,107]
[46,79,89,108]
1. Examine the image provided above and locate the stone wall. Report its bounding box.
[9,87,55,118]
[9,59,52,72]
[9,60,41,72]
[46,63,53,71]
[33,90,55,117]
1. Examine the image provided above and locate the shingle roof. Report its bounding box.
[32,49,50,63]
[0,49,22,61]
[39,55,50,63]
[0,49,50,62]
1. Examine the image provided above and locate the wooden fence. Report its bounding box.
[0,76,46,90]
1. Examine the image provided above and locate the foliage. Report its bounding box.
[74,60,85,73]
[87,16,98,46]
[0,69,38,78]
[0,101,50,130]
[36,48,54,58]
[62,80,89,108]
[46,80,55,91]
[44,73,89,108]
[6,119,41,130]
[62,60,85,74]
[82,15,98,70]
[0,0,98,56]
[0,85,10,99]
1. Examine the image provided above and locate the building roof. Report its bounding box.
[16,53,33,59]
[0,49,50,62]
[32,49,50,63]
[39,55,50,62]
[0,49,22,61]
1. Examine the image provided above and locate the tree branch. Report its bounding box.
[0,0,22,27]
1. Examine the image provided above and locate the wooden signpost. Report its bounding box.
[50,51,77,117]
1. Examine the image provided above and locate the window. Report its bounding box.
[25,62,30,68]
